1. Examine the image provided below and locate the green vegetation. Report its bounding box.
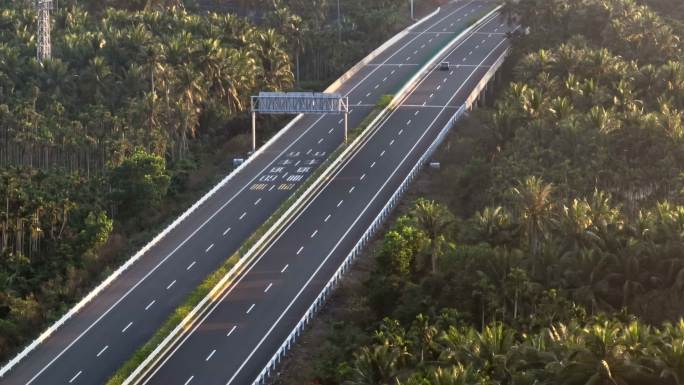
[290,0,684,384]
[0,0,294,361]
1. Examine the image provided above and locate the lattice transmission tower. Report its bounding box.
[36,0,53,62]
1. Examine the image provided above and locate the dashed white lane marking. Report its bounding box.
[390,69,396,74]
[462,57,467,62]
[443,78,448,83]
[166,280,177,290]
[239,212,247,220]
[205,244,214,253]
[223,227,231,235]
[380,150,386,157]
[429,93,434,98]
[414,110,420,116]
[281,264,289,273]
[407,119,412,125]
[246,304,255,314]
[68,370,82,383]
[318,138,324,144]
[413,50,418,54]
[268,185,275,191]
[337,200,344,207]
[475,44,479,48]
[145,300,156,311]
[421,44,425,48]
[265,283,273,293]
[366,92,371,98]
[227,325,237,336]
[450,70,454,75]
[122,322,133,333]
[254,198,261,205]
[482,39,486,44]
[338,118,344,124]
[311,229,318,238]
[96,345,108,357]
[374,84,379,89]
[436,85,441,90]
[383,77,388,82]
[186,261,196,271]
[360,173,366,180]
[370,161,376,168]
[184,375,194,385]
[297,246,304,255]
[325,214,332,222]
[357,101,362,105]
[399,129,404,135]
[328,128,334,134]
[469,50,473,55]
[349,186,356,193]
[390,139,395,146]
[406,56,411,61]
[206,349,217,361]
[306,149,312,155]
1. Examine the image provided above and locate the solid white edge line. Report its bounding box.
[228,36,507,385]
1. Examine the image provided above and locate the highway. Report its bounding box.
[0,1,495,384]
[139,13,513,385]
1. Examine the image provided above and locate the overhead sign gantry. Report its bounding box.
[250,92,350,152]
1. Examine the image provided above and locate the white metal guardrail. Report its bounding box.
[250,46,512,385]
[0,6,441,380]
[120,7,465,385]
[124,8,504,385]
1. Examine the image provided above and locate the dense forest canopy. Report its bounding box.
[0,0,295,360]
[288,0,684,384]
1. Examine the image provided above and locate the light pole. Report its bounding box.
[410,0,414,20]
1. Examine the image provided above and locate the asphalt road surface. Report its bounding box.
[140,13,512,385]
[0,1,496,384]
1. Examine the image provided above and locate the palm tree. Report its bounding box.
[510,176,554,258]
[347,345,404,385]
[410,198,453,274]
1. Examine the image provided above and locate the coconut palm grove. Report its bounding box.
[1,0,684,384]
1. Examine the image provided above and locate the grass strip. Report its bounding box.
[105,95,394,385]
